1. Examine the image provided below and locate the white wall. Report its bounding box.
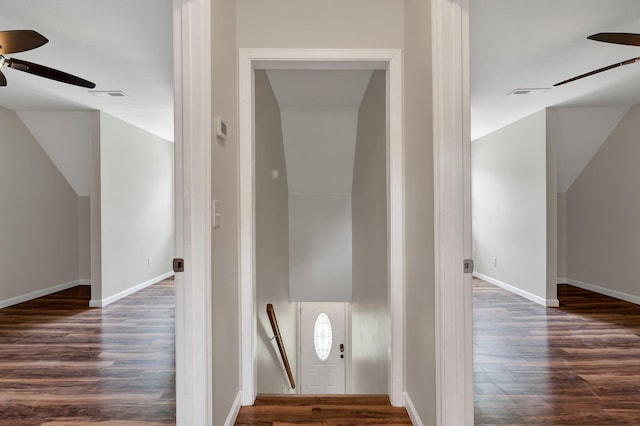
[78,196,91,282]
[254,70,297,393]
[557,192,567,282]
[0,107,79,307]
[90,112,103,301]
[351,70,388,394]
[212,0,240,421]
[472,110,556,305]
[97,112,174,304]
[403,0,436,420]
[566,107,640,302]
[289,196,352,302]
[548,107,628,193]
[236,0,404,49]
[281,110,358,196]
[16,111,95,196]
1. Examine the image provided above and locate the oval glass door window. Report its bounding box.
[313,313,333,361]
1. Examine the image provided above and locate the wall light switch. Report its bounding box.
[213,200,221,228]
[216,117,228,141]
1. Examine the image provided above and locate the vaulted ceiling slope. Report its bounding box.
[266,70,373,196]
[471,0,640,141]
[549,107,628,192]
[0,1,173,141]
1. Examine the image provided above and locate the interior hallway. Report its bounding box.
[474,277,640,424]
[0,279,175,425]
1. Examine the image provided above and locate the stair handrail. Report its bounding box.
[266,303,296,390]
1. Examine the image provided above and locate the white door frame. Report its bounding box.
[173,0,213,424]
[432,0,473,424]
[239,48,404,407]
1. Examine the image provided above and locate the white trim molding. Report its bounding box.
[404,392,424,426]
[0,279,80,310]
[173,0,213,424]
[474,272,560,308]
[557,277,568,284]
[568,278,640,306]
[79,279,92,286]
[432,0,474,424]
[239,48,405,407]
[224,391,242,426]
[89,272,174,308]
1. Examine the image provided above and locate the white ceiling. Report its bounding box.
[471,0,640,141]
[266,70,374,111]
[0,1,173,141]
[3,1,638,173]
[267,70,373,196]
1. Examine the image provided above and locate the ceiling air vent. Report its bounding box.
[508,88,549,96]
[89,90,127,98]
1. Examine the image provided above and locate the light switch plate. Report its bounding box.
[213,200,221,228]
[216,117,228,141]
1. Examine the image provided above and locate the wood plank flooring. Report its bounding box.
[235,395,412,425]
[0,279,175,426]
[474,277,640,425]
[4,276,638,425]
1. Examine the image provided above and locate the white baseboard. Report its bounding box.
[474,272,559,307]
[567,278,640,306]
[224,391,242,426]
[0,279,80,309]
[89,271,174,308]
[79,279,91,285]
[557,277,568,284]
[404,392,423,426]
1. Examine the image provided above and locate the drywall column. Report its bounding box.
[403,0,436,421]
[78,196,91,282]
[351,70,389,393]
[212,0,240,421]
[472,110,556,306]
[97,112,174,305]
[254,70,296,393]
[557,193,567,282]
[90,112,102,302]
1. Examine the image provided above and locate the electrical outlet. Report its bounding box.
[147,257,153,267]
[492,257,497,267]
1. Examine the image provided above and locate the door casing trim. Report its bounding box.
[238,48,404,406]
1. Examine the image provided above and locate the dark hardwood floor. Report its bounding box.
[474,277,640,425]
[5,276,637,425]
[235,395,412,425]
[0,279,175,426]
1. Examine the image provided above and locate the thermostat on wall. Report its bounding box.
[216,117,228,141]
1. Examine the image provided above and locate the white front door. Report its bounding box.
[299,302,347,394]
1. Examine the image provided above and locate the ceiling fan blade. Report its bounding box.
[7,58,96,89]
[588,32,640,47]
[0,70,6,87]
[554,56,640,87]
[0,30,48,54]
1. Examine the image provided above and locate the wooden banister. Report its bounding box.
[266,304,296,390]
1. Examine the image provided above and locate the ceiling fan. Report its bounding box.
[0,30,95,88]
[554,33,640,86]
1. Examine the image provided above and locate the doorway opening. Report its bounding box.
[239,48,404,406]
